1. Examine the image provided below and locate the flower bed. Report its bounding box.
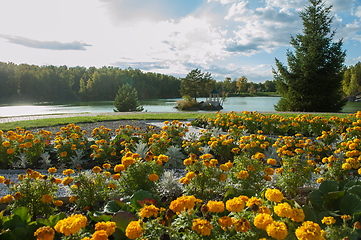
[0,111,361,239]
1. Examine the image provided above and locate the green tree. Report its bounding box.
[180,69,212,101]
[236,76,248,93]
[114,83,143,112]
[273,0,346,112]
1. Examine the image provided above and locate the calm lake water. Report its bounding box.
[0,97,359,117]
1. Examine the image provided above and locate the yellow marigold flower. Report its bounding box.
[48,167,57,174]
[6,148,14,154]
[113,173,120,180]
[295,221,325,240]
[291,208,305,222]
[108,183,117,190]
[207,200,224,213]
[247,165,255,171]
[321,216,336,225]
[0,195,14,203]
[54,178,62,184]
[0,176,4,183]
[102,163,111,169]
[139,204,159,219]
[94,221,117,236]
[158,154,169,162]
[258,206,272,215]
[225,160,233,168]
[91,230,108,240]
[179,177,191,185]
[192,218,213,236]
[63,169,74,176]
[69,195,78,203]
[148,174,159,182]
[54,214,88,236]
[237,170,249,179]
[342,163,352,170]
[34,226,55,240]
[32,138,40,144]
[183,158,193,165]
[267,158,277,165]
[266,221,288,240]
[274,202,293,218]
[53,200,63,207]
[218,216,233,228]
[265,188,284,203]
[254,213,274,230]
[219,173,227,181]
[122,156,135,168]
[62,176,73,186]
[125,220,143,239]
[169,195,197,213]
[92,166,102,173]
[14,192,23,200]
[186,171,195,180]
[264,168,274,175]
[317,177,324,184]
[41,194,53,203]
[354,221,361,229]
[246,196,263,208]
[341,215,351,221]
[2,141,11,147]
[114,164,125,172]
[60,151,67,158]
[226,197,245,212]
[233,218,251,233]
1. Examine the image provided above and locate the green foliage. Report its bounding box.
[114,83,144,112]
[0,63,181,103]
[7,170,60,220]
[343,61,361,97]
[180,69,213,101]
[273,0,346,112]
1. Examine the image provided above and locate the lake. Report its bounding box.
[0,97,359,117]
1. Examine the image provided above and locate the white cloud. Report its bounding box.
[355,5,361,17]
[208,0,237,5]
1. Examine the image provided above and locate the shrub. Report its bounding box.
[114,83,144,112]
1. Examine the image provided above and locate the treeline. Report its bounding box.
[343,61,361,97]
[0,62,181,103]
[213,77,277,96]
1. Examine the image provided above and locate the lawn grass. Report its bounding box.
[0,111,351,131]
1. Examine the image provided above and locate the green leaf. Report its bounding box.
[342,180,357,191]
[347,185,361,199]
[322,191,344,211]
[112,211,138,232]
[130,190,155,209]
[90,214,113,222]
[318,180,339,195]
[48,212,66,227]
[239,189,257,198]
[13,207,30,223]
[223,187,239,202]
[302,205,318,222]
[104,200,122,214]
[308,190,323,212]
[12,227,27,238]
[340,193,361,216]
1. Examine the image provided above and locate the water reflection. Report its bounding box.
[0,97,359,117]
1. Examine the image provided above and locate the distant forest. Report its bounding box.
[0,62,181,103]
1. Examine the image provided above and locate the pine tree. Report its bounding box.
[273,0,346,112]
[114,83,143,112]
[180,69,212,101]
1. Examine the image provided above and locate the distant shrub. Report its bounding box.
[114,83,144,112]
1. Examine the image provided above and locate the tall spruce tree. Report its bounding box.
[273,0,346,112]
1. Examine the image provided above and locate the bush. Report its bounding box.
[114,84,144,112]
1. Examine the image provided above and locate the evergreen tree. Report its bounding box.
[114,83,143,112]
[180,69,212,101]
[273,0,346,112]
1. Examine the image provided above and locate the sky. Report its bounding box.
[0,0,360,83]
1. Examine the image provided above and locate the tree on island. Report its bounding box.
[180,69,212,101]
[273,0,346,112]
[114,83,144,112]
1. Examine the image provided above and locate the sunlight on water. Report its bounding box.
[0,97,359,117]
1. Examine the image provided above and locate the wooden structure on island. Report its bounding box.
[202,89,223,109]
